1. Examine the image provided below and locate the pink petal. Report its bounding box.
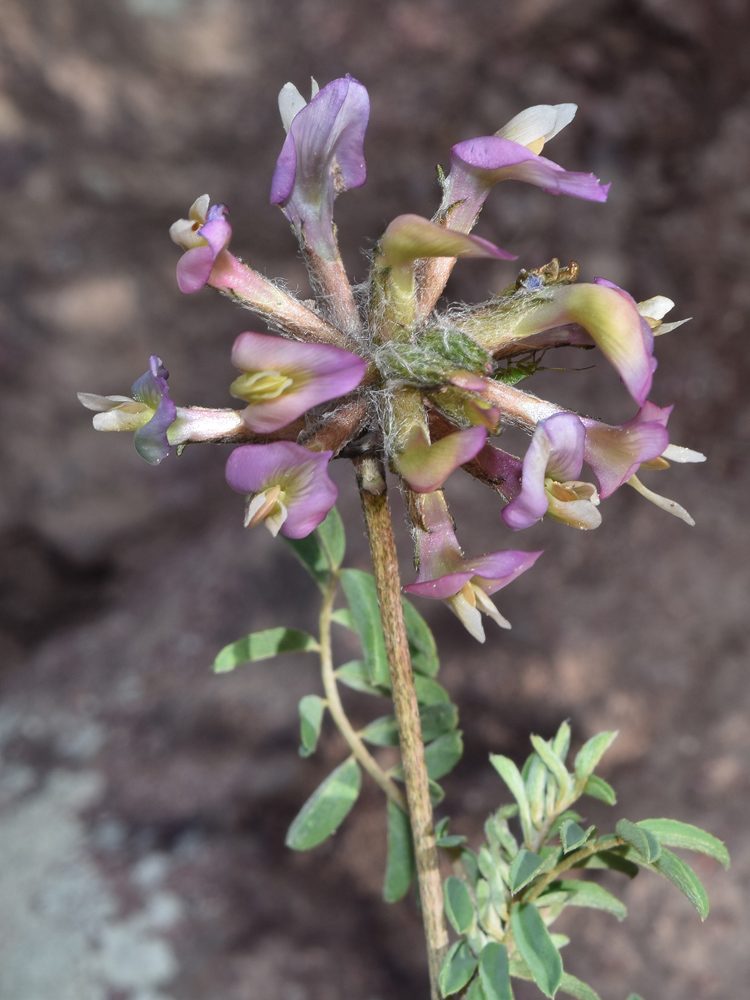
[396,425,487,492]
[176,245,216,294]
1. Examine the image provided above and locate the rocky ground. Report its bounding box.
[2,0,750,997]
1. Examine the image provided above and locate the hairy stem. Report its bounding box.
[318,574,407,811]
[522,835,625,904]
[354,454,449,1000]
[302,246,363,340]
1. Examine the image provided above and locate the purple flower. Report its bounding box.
[582,401,671,498]
[403,491,541,642]
[78,356,176,465]
[502,413,602,531]
[229,331,366,433]
[225,441,338,539]
[503,281,655,407]
[395,424,488,493]
[270,75,369,260]
[170,196,232,294]
[441,104,610,233]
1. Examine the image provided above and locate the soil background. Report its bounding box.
[1,1,749,998]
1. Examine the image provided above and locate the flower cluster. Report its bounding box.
[81,75,703,642]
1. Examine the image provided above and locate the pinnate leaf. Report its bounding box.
[213,628,318,672]
[285,757,361,851]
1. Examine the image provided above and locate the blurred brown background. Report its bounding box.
[1,0,748,997]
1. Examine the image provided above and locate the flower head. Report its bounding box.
[502,413,602,531]
[271,75,369,260]
[403,491,542,641]
[230,331,366,433]
[78,355,176,465]
[225,441,338,539]
[170,196,232,293]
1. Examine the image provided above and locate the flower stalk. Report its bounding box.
[354,454,448,1000]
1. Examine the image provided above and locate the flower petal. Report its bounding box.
[231,331,366,433]
[396,425,487,492]
[464,548,543,595]
[131,356,176,465]
[379,214,516,268]
[225,441,337,538]
[583,403,670,497]
[270,75,369,259]
[176,244,217,294]
[496,103,577,150]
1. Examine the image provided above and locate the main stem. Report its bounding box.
[354,455,449,1000]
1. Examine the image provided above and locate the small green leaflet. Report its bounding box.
[510,903,563,998]
[334,660,385,696]
[530,734,571,803]
[340,569,390,687]
[650,847,710,920]
[508,849,545,894]
[583,774,617,805]
[213,628,318,672]
[574,731,618,780]
[443,876,474,935]
[551,720,571,762]
[383,801,414,903]
[298,694,325,757]
[414,675,451,705]
[478,942,512,1000]
[489,755,532,844]
[542,879,627,921]
[616,819,661,863]
[439,940,478,998]
[559,973,603,1000]
[637,818,730,869]
[331,607,357,630]
[285,757,362,851]
[466,979,487,1000]
[560,820,594,853]
[316,506,345,569]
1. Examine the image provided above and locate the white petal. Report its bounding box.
[653,317,691,336]
[78,392,134,412]
[496,103,577,149]
[446,592,486,643]
[310,77,320,99]
[472,587,512,629]
[189,194,210,222]
[278,82,307,133]
[264,499,288,537]
[628,475,695,526]
[662,444,707,463]
[637,295,674,321]
[92,406,151,432]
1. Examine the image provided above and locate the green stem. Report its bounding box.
[354,454,449,1000]
[522,836,625,904]
[318,574,407,812]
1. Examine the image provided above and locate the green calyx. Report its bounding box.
[376,328,492,387]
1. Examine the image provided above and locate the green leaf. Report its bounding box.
[650,847,709,920]
[298,695,325,758]
[402,597,440,677]
[334,660,385,696]
[637,819,730,869]
[551,720,571,763]
[530,734,571,802]
[316,506,345,569]
[414,675,451,705]
[559,972,602,1000]
[466,979,488,1000]
[360,703,458,748]
[510,903,563,998]
[626,995,645,1000]
[429,779,446,806]
[285,757,362,851]
[616,819,661,863]
[575,848,639,879]
[331,607,357,630]
[340,569,389,686]
[461,848,480,887]
[425,731,464,780]
[574,731,618,780]
[437,833,467,848]
[583,774,617,805]
[479,942,512,1000]
[560,821,594,853]
[444,876,475,934]
[548,810,583,840]
[490,755,532,843]
[543,880,627,921]
[282,533,329,588]
[439,940,478,998]
[525,755,548,827]
[213,628,318,672]
[508,849,545,894]
[383,801,414,903]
